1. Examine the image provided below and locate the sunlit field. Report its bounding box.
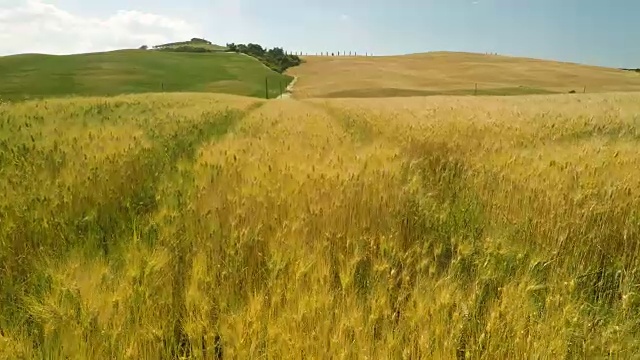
[2,92,640,359]
[288,52,640,98]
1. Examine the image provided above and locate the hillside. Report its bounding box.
[0,49,291,101]
[156,43,228,51]
[153,38,227,51]
[287,52,640,98]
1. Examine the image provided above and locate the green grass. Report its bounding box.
[153,39,227,51]
[0,50,291,101]
[154,43,228,51]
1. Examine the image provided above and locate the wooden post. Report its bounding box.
[474,83,478,96]
[279,81,283,97]
[265,77,269,99]
[583,86,586,93]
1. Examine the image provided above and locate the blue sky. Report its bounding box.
[1,0,638,68]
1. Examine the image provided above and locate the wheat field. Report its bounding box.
[2,92,640,359]
[288,52,640,98]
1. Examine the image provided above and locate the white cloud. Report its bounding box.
[340,14,350,21]
[0,0,200,55]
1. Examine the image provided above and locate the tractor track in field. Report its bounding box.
[277,76,298,99]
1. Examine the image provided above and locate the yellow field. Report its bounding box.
[2,92,640,359]
[288,52,640,98]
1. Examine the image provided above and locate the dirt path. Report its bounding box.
[277,76,298,99]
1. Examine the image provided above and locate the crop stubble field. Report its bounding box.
[1,92,640,358]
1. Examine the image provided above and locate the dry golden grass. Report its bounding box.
[2,92,640,358]
[288,52,640,98]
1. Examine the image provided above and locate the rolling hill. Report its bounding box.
[0,49,291,101]
[4,40,640,357]
[287,52,640,98]
[152,38,228,51]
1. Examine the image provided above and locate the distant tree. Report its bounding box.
[237,44,248,53]
[246,43,265,57]
[191,38,212,44]
[224,42,301,73]
[139,45,148,50]
[267,47,285,58]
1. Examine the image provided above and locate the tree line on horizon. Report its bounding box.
[226,43,302,73]
[152,38,213,49]
[148,38,222,54]
[140,38,303,74]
